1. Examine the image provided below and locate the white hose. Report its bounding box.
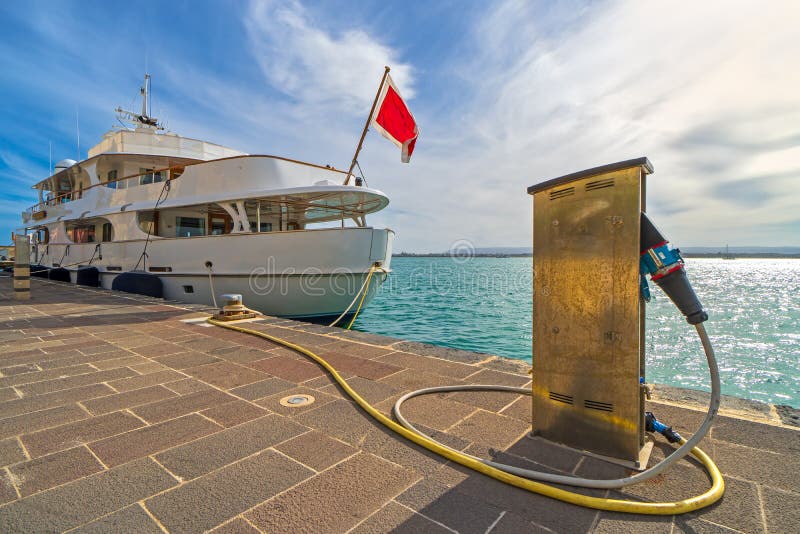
[207,267,218,309]
[393,323,720,489]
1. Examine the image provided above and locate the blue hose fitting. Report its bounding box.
[645,411,683,443]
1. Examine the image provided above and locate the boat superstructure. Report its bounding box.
[19,75,393,319]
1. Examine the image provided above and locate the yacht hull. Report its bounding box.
[36,227,393,318]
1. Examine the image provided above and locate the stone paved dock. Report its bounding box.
[0,277,798,533]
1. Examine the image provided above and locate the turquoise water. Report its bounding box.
[355,257,800,408]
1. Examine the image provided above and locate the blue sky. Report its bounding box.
[1,0,799,251]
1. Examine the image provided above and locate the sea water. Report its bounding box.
[355,257,800,408]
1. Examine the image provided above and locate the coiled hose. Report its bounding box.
[207,317,724,515]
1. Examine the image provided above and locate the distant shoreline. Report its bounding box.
[393,253,800,259]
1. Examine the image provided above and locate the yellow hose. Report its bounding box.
[345,267,376,330]
[207,318,725,515]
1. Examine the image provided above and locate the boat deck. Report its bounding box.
[0,277,797,533]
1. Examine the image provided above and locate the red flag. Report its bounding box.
[371,74,418,163]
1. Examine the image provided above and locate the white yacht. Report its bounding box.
[19,75,393,320]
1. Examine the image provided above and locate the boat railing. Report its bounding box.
[25,154,351,215]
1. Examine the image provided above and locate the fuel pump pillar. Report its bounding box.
[527,158,653,467]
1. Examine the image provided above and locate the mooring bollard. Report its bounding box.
[14,235,30,300]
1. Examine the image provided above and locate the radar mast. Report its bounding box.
[115,73,163,131]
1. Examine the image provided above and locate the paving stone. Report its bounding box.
[447,390,524,413]
[39,339,108,354]
[201,399,270,427]
[761,486,800,534]
[321,375,399,405]
[711,414,800,455]
[17,367,137,396]
[184,360,269,389]
[155,414,307,480]
[107,369,186,392]
[391,341,488,364]
[246,452,419,533]
[295,399,376,446]
[81,385,177,415]
[129,361,170,374]
[485,511,550,533]
[90,413,222,467]
[712,440,800,493]
[365,427,464,481]
[0,387,19,402]
[22,410,145,458]
[0,470,18,504]
[448,409,531,448]
[147,449,313,533]
[229,377,295,401]
[90,354,149,370]
[593,511,673,533]
[0,438,26,466]
[129,341,186,357]
[211,345,274,364]
[454,469,599,533]
[350,500,453,534]
[153,350,221,369]
[314,349,402,380]
[131,388,235,423]
[72,503,164,533]
[0,404,88,441]
[380,369,460,392]
[34,349,130,370]
[175,336,239,354]
[0,383,113,420]
[396,478,505,534]
[0,348,48,367]
[0,363,96,389]
[391,392,477,431]
[250,355,326,382]
[672,518,743,533]
[162,377,215,395]
[275,430,358,471]
[0,457,176,532]
[499,395,532,421]
[0,363,40,376]
[9,446,104,497]
[462,368,530,387]
[377,350,478,379]
[327,330,402,349]
[502,435,584,474]
[208,517,262,534]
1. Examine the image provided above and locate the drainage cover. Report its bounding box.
[279,394,315,407]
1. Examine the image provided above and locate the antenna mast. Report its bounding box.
[141,74,150,118]
[76,108,80,161]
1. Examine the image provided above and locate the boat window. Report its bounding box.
[37,228,49,244]
[209,216,229,235]
[107,170,118,189]
[67,225,96,243]
[138,211,159,236]
[139,168,155,185]
[101,222,113,242]
[249,222,273,233]
[287,222,299,231]
[176,216,205,237]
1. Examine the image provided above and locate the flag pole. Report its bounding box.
[344,66,391,185]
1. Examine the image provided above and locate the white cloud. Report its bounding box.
[245,0,414,115]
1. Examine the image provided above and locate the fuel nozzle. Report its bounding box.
[645,411,682,443]
[640,212,708,324]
